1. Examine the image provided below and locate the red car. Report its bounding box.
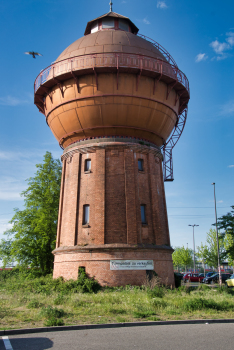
[183,273,204,283]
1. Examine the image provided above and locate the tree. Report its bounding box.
[197,228,226,269]
[172,246,193,272]
[217,206,234,267]
[223,234,234,270]
[196,243,209,275]
[0,152,62,274]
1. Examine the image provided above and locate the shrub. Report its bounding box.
[44,317,64,327]
[27,300,43,309]
[53,294,66,305]
[147,285,165,298]
[182,297,234,311]
[40,306,65,318]
[151,298,167,308]
[75,267,101,293]
[133,309,156,318]
[177,285,193,294]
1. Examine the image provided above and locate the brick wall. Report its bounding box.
[54,140,174,286]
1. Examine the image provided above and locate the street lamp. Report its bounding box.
[188,224,199,273]
[211,182,222,286]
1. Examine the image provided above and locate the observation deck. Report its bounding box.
[34,38,189,116]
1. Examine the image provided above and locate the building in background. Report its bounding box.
[34,9,189,286]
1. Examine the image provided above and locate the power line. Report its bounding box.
[167,207,230,209]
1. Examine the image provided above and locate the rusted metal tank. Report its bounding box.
[34,12,189,152]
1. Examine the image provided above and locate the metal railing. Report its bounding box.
[137,34,178,67]
[162,107,188,181]
[34,52,189,94]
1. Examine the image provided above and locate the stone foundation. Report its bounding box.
[53,245,175,287]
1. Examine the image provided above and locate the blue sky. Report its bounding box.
[0,0,233,251]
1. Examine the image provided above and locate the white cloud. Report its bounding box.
[226,32,234,45]
[0,95,31,106]
[195,53,208,62]
[210,40,229,54]
[143,17,150,25]
[157,1,168,9]
[217,200,223,203]
[209,32,234,60]
[228,165,234,168]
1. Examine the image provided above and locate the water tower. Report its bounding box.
[34,7,189,286]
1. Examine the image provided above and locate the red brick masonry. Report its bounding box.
[53,139,174,286]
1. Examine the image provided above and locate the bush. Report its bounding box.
[147,285,165,298]
[44,317,64,327]
[177,285,193,294]
[151,298,167,308]
[182,297,234,311]
[76,267,101,293]
[40,306,65,318]
[133,309,156,318]
[27,300,43,309]
[0,266,101,295]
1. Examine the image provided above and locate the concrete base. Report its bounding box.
[53,244,175,287]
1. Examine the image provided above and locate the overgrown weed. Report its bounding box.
[1,268,234,329]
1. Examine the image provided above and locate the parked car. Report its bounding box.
[225,274,234,287]
[203,273,231,284]
[183,273,204,283]
[205,272,215,278]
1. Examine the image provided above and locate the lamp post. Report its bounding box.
[211,182,222,286]
[188,224,199,273]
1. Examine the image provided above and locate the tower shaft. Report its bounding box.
[53,139,174,285]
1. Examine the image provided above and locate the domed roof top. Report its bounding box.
[84,11,139,35]
[55,30,167,63]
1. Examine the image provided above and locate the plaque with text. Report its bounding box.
[110,260,154,270]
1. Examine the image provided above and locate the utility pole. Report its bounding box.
[188,224,199,273]
[212,182,222,286]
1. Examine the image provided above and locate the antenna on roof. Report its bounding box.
[109,1,113,12]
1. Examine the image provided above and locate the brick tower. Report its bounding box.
[34,10,189,286]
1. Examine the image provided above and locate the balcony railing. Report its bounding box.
[34,52,189,95]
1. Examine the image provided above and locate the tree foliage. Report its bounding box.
[172,246,193,271]
[197,228,226,269]
[0,152,62,274]
[217,205,234,264]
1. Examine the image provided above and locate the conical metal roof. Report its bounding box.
[84,11,139,35]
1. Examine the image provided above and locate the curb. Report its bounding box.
[1,319,234,336]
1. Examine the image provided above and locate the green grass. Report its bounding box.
[0,269,234,330]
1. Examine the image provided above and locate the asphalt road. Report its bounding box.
[1,323,234,350]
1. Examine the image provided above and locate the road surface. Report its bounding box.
[1,323,234,350]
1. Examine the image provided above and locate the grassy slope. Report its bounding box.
[0,270,234,330]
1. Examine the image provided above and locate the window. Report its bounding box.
[85,159,91,172]
[102,18,115,29]
[138,159,144,171]
[119,19,129,31]
[91,22,98,33]
[83,205,90,225]
[140,205,147,224]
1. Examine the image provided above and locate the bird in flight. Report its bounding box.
[24,51,43,59]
